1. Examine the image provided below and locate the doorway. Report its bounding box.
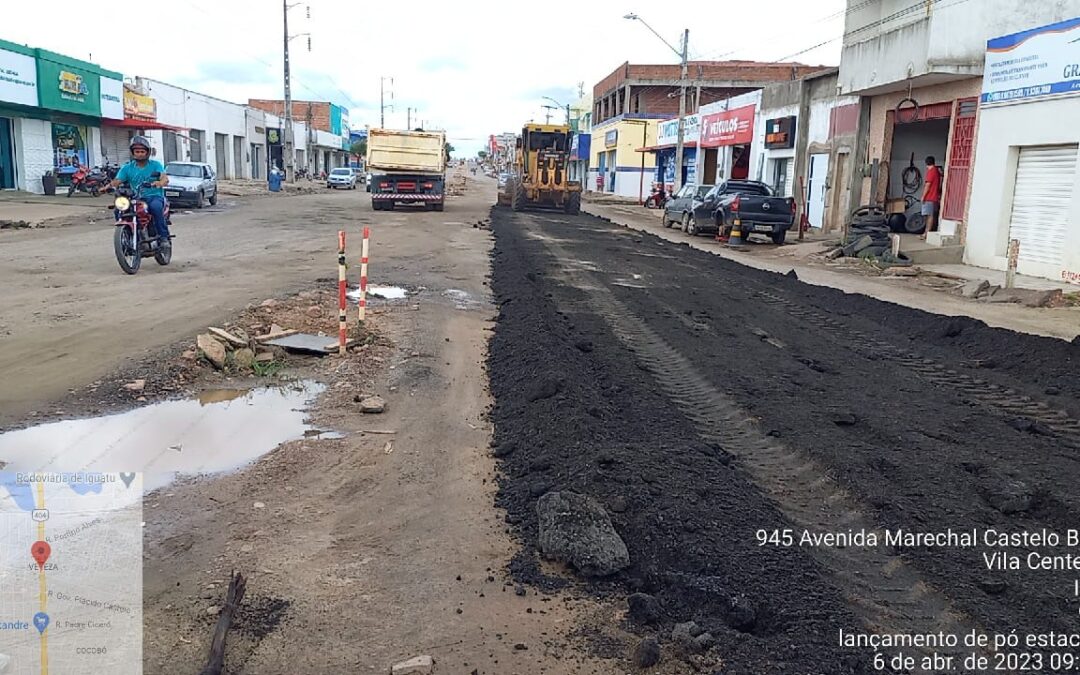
[233,136,244,178]
[702,148,718,185]
[214,133,227,177]
[0,118,14,189]
[731,145,750,179]
[807,153,830,229]
[250,144,263,179]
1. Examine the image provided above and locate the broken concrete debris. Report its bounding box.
[390,654,434,675]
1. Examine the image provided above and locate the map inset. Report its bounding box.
[0,472,142,674]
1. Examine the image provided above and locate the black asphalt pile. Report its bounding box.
[489,205,1080,671]
[488,207,870,673]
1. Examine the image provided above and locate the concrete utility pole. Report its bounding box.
[674,28,689,192]
[624,14,690,191]
[282,0,294,183]
[380,77,393,128]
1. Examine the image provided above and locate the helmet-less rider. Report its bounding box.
[108,135,171,248]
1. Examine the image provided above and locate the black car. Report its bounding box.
[686,180,795,242]
[663,184,714,233]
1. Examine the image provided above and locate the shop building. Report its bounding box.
[0,38,124,193]
[636,114,699,192]
[569,93,592,185]
[965,16,1080,283]
[838,0,1080,249]
[589,60,826,195]
[697,91,762,188]
[247,99,351,174]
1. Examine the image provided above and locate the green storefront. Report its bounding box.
[0,37,123,191]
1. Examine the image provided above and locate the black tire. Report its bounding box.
[113,226,140,275]
[195,191,205,208]
[432,202,444,212]
[209,192,217,206]
[904,213,926,234]
[371,201,381,211]
[564,191,581,215]
[771,229,787,245]
[66,184,76,197]
[154,239,172,266]
[682,216,699,239]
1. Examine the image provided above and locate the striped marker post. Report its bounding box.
[358,227,370,327]
[337,231,347,355]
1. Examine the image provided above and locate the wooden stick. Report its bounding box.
[198,571,247,675]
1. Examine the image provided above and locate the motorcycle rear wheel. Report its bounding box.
[155,239,172,266]
[114,226,140,275]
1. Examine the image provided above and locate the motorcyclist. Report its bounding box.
[109,136,170,247]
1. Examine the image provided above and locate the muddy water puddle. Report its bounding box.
[0,381,331,492]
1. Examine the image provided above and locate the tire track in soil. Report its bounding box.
[531,215,985,668]
[490,210,873,674]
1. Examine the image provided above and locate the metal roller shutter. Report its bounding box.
[101,126,131,166]
[1008,145,1078,270]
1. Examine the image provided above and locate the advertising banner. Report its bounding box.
[604,129,618,148]
[38,57,101,116]
[570,133,591,161]
[123,87,157,120]
[983,17,1080,104]
[655,114,700,147]
[52,123,89,175]
[0,47,38,107]
[700,105,755,148]
[100,77,124,120]
[765,116,797,150]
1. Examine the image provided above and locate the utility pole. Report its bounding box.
[282,0,294,183]
[542,105,556,124]
[674,28,689,192]
[380,77,393,128]
[407,107,411,128]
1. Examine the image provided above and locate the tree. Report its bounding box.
[350,140,367,158]
[477,150,489,159]
[444,142,455,162]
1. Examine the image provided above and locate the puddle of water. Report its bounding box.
[347,285,408,302]
[0,381,328,492]
[442,289,481,310]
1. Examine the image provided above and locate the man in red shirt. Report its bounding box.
[922,155,942,240]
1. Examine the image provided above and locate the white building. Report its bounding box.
[965,15,1080,283]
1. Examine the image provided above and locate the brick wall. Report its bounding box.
[248,99,332,132]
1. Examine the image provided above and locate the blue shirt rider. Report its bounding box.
[109,135,171,246]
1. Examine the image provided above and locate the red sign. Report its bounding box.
[700,104,756,148]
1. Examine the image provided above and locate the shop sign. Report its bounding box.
[100,77,124,120]
[123,87,157,120]
[52,123,89,175]
[604,129,618,148]
[764,116,796,149]
[983,17,1080,104]
[37,58,101,116]
[570,133,591,161]
[267,127,282,145]
[700,105,755,147]
[0,47,38,107]
[655,114,700,147]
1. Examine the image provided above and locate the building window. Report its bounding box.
[771,158,790,197]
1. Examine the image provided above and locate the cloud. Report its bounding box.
[194,60,276,86]
[419,56,468,72]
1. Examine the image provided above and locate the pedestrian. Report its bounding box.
[921,155,942,240]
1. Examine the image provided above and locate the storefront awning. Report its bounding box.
[102,117,187,132]
[636,141,698,153]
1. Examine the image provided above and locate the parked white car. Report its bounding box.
[327,168,358,190]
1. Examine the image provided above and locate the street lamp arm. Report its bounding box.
[626,15,683,61]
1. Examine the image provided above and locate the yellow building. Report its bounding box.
[589,116,659,200]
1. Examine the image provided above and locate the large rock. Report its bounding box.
[632,636,661,668]
[196,334,228,370]
[536,491,629,578]
[233,348,255,369]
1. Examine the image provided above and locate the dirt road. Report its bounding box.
[1,173,621,673]
[488,207,1080,672]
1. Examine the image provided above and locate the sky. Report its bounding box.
[6,0,847,156]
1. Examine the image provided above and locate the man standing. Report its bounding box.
[921,155,942,240]
[110,136,170,248]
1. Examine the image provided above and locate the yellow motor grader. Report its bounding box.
[497,123,581,214]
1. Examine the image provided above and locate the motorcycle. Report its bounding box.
[67,162,119,197]
[109,173,173,275]
[643,184,670,209]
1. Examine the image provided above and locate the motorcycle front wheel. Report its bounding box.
[114,225,140,274]
[66,184,76,197]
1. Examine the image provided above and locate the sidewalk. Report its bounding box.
[584,202,1080,341]
[0,191,107,228]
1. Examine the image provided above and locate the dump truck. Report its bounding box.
[498,123,580,214]
[367,128,446,211]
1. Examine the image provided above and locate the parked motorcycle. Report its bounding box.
[109,173,173,275]
[67,162,119,197]
[644,184,670,209]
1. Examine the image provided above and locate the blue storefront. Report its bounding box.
[570,132,591,184]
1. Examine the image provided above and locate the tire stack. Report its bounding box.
[828,205,912,266]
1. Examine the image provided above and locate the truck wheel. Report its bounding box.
[432,202,444,212]
[771,229,787,245]
[511,183,526,212]
[564,191,581,215]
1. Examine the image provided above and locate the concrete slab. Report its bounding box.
[264,333,338,355]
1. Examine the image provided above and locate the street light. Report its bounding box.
[541,96,572,126]
[625,13,689,191]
